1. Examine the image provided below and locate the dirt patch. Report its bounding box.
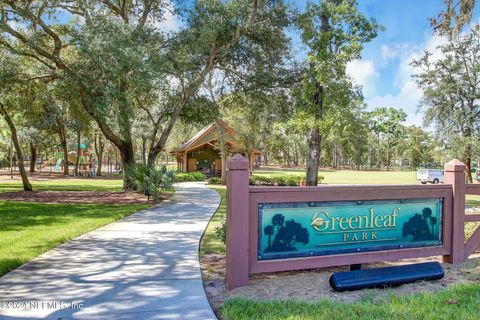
[0,190,172,205]
[201,252,480,314]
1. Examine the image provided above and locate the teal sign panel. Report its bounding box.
[258,198,443,260]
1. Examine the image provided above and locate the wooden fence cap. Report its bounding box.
[227,153,249,170]
[444,159,466,171]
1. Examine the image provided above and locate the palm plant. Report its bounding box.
[125,164,150,194]
[125,164,175,203]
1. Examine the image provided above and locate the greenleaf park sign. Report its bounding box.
[225,155,480,290]
[258,199,443,260]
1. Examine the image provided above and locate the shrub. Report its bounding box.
[249,175,275,186]
[174,171,205,182]
[208,177,224,185]
[249,175,324,186]
[249,175,309,186]
[125,164,175,203]
[274,176,284,186]
[215,219,226,245]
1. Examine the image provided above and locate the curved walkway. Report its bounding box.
[0,182,220,320]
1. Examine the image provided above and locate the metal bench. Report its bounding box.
[329,261,444,292]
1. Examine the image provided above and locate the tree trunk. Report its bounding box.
[30,142,36,173]
[215,119,227,182]
[386,135,390,171]
[466,157,473,183]
[464,127,473,183]
[0,105,32,191]
[9,140,13,178]
[141,136,147,165]
[293,141,299,166]
[94,133,105,176]
[147,149,157,168]
[306,127,321,186]
[357,136,361,170]
[120,141,136,190]
[61,136,69,175]
[74,131,81,176]
[377,133,381,170]
[332,142,337,169]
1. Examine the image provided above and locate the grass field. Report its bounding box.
[200,185,226,255]
[0,179,123,192]
[254,168,418,184]
[0,201,148,276]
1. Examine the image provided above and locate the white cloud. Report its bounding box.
[394,35,447,89]
[346,59,379,98]
[159,10,180,33]
[380,43,417,63]
[150,0,181,33]
[367,34,448,127]
[367,80,423,126]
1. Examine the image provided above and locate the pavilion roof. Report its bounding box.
[171,120,261,155]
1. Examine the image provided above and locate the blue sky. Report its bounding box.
[292,0,480,126]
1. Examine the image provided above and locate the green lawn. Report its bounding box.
[221,284,480,319]
[0,201,148,276]
[201,185,226,254]
[0,178,123,192]
[253,168,417,184]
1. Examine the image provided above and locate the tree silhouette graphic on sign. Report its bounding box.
[264,214,309,253]
[402,207,438,241]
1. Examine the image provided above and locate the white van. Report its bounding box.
[417,169,444,184]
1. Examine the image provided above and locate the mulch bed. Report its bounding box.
[0,190,171,205]
[0,170,122,182]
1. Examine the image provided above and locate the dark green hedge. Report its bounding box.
[249,175,324,186]
[174,172,205,182]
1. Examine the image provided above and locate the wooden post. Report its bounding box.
[444,159,466,263]
[226,154,250,290]
[183,151,187,173]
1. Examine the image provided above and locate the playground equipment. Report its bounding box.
[54,159,62,171]
[45,144,92,175]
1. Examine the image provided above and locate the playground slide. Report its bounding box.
[43,157,57,167]
[54,159,62,172]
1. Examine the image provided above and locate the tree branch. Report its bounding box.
[0,39,56,70]
[6,0,64,59]
[0,20,64,69]
[102,0,129,23]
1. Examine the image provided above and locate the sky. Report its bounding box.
[290,0,480,127]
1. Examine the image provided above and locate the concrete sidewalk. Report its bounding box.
[0,182,220,320]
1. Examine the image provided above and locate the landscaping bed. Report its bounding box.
[0,190,171,204]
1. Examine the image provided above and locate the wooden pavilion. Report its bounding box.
[170,121,262,176]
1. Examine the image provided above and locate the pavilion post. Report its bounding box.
[226,154,250,290]
[183,151,187,172]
